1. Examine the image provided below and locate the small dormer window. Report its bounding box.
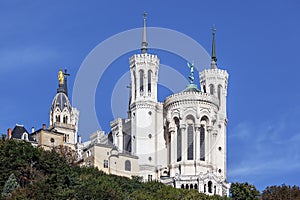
[22,133,28,141]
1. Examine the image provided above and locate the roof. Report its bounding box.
[51,92,72,112]
[182,84,200,93]
[11,125,35,142]
[31,128,64,136]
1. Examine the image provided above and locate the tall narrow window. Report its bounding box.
[133,71,136,100]
[148,70,152,95]
[208,181,212,193]
[56,115,60,122]
[125,160,131,171]
[187,124,194,160]
[148,174,152,182]
[139,70,144,93]
[218,85,222,105]
[103,160,108,168]
[214,186,216,194]
[200,125,205,161]
[63,116,68,123]
[203,85,206,93]
[177,125,182,162]
[209,84,214,95]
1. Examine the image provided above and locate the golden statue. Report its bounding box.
[58,69,64,85]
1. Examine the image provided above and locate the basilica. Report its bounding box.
[8,15,230,196]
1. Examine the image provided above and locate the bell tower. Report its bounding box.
[129,13,166,181]
[130,12,159,103]
[199,27,229,179]
[50,69,79,146]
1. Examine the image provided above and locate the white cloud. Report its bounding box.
[228,106,300,186]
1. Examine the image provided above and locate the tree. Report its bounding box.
[1,173,19,197]
[262,184,300,200]
[230,182,260,200]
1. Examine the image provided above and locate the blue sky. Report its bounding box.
[1,0,300,191]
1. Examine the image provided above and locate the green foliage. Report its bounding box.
[230,182,260,200]
[1,173,19,197]
[262,184,300,200]
[0,139,266,200]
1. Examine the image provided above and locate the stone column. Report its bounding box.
[180,124,187,161]
[206,125,213,164]
[168,125,175,177]
[169,127,176,165]
[212,130,218,166]
[136,72,140,98]
[194,124,201,161]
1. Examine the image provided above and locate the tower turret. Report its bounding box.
[199,27,228,181]
[129,13,166,181]
[50,68,79,146]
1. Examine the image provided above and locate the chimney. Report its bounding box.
[31,127,35,133]
[42,124,46,130]
[78,135,82,144]
[7,128,12,139]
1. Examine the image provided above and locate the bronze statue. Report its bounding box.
[187,62,194,84]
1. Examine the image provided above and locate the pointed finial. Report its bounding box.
[211,25,217,69]
[141,11,148,54]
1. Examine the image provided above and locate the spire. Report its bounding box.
[141,12,148,54]
[211,26,217,69]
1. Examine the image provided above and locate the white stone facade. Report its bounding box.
[47,18,231,196]
[102,24,231,195]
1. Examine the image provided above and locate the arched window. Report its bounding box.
[181,184,184,189]
[190,184,193,189]
[187,124,194,160]
[209,84,214,95]
[218,85,222,105]
[214,185,217,194]
[63,116,68,124]
[204,184,206,193]
[175,118,181,162]
[139,70,144,93]
[56,115,60,122]
[125,160,131,171]
[203,85,206,93]
[185,184,189,189]
[133,71,136,99]
[200,125,205,161]
[22,133,28,141]
[208,181,212,193]
[194,184,198,190]
[148,70,152,95]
